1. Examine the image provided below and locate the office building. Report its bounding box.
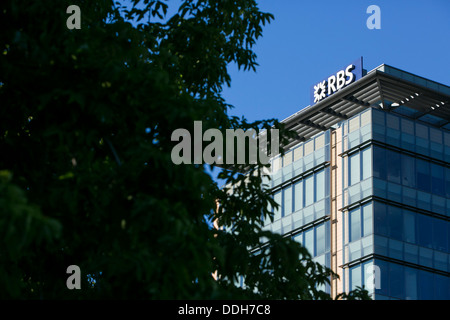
[261,59,450,299]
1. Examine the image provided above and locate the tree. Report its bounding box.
[0,0,370,299]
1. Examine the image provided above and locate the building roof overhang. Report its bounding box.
[281,65,450,150]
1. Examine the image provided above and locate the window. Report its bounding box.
[374,202,388,236]
[362,203,373,237]
[362,261,376,295]
[373,146,386,180]
[432,219,447,252]
[446,168,450,198]
[389,263,404,299]
[315,134,325,150]
[417,214,432,249]
[349,152,360,186]
[315,169,325,201]
[386,149,401,184]
[431,163,445,197]
[435,274,450,300]
[304,228,314,256]
[272,157,281,174]
[304,174,314,206]
[293,146,303,162]
[283,151,292,167]
[350,265,362,291]
[374,259,389,296]
[350,207,361,242]
[283,186,292,216]
[387,206,402,241]
[418,270,434,300]
[273,191,282,221]
[403,210,416,244]
[404,267,418,300]
[416,159,430,193]
[304,140,314,156]
[292,221,330,259]
[294,180,303,211]
[348,202,373,242]
[401,154,415,188]
[361,147,372,180]
[316,224,325,256]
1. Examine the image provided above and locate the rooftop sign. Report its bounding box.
[310,57,363,105]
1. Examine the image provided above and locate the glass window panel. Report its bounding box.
[429,127,442,143]
[435,274,450,300]
[374,259,389,296]
[349,152,361,186]
[316,224,326,256]
[272,157,281,174]
[349,117,360,133]
[350,265,362,291]
[350,207,361,242]
[418,270,434,300]
[446,168,450,198]
[401,154,415,188]
[403,210,416,243]
[304,140,314,156]
[293,145,303,162]
[373,146,386,180]
[404,267,418,300]
[361,147,372,180]
[362,261,375,294]
[283,151,292,167]
[389,239,403,260]
[386,113,400,130]
[304,228,314,256]
[401,117,414,134]
[416,159,431,193]
[404,243,418,264]
[294,180,303,211]
[283,186,292,216]
[325,221,330,252]
[389,263,404,299]
[374,202,388,236]
[304,174,314,206]
[416,123,429,139]
[293,232,303,245]
[434,251,447,272]
[417,214,433,248]
[315,169,325,201]
[315,134,325,150]
[432,219,447,252]
[273,191,282,221]
[360,109,371,127]
[388,206,402,241]
[362,203,373,237]
[303,206,314,224]
[448,222,450,254]
[431,163,445,197]
[386,150,401,184]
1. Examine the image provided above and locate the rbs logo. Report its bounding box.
[310,57,363,105]
[313,64,356,103]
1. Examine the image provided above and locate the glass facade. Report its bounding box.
[255,66,450,300]
[340,108,450,300]
[261,105,450,299]
[264,131,331,236]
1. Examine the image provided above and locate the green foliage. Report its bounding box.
[0,0,370,299]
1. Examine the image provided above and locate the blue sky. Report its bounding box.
[221,0,450,123]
